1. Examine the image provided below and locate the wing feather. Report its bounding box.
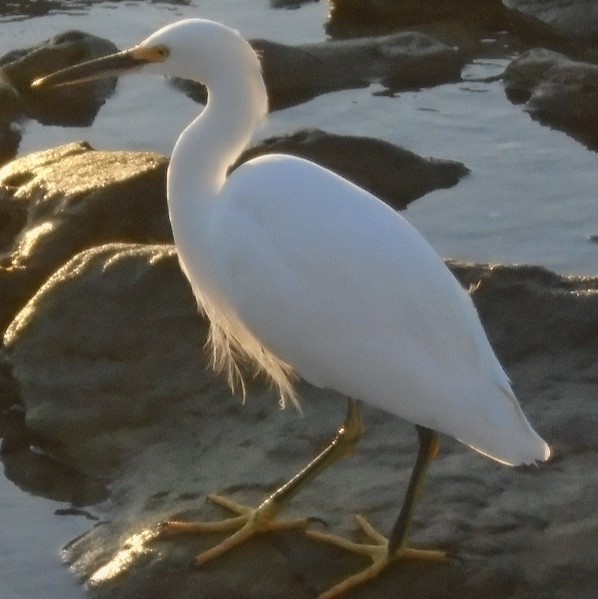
[210,154,548,464]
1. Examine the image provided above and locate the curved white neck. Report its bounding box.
[165,42,268,290]
[167,64,267,203]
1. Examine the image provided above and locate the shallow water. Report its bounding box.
[5,2,597,276]
[0,475,90,598]
[0,1,596,597]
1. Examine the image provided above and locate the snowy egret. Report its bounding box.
[33,19,550,598]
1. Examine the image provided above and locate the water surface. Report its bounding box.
[1,2,596,597]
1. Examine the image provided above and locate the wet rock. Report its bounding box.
[503,48,598,150]
[0,71,23,165]
[236,128,469,210]
[260,32,465,107]
[0,122,21,167]
[326,0,507,34]
[174,32,465,110]
[0,137,468,333]
[270,0,315,8]
[329,0,500,22]
[0,1,77,20]
[2,239,596,598]
[328,0,598,42]
[0,143,171,333]
[2,441,109,506]
[3,244,211,477]
[0,69,21,123]
[450,261,598,364]
[0,30,118,126]
[502,0,598,41]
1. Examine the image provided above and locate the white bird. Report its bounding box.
[33,19,550,598]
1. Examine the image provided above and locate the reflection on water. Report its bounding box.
[0,475,93,599]
[0,0,194,21]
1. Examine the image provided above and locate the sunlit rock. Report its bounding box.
[0,135,469,333]
[0,143,171,332]
[2,238,597,597]
[3,243,211,477]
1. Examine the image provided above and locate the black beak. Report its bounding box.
[31,46,162,89]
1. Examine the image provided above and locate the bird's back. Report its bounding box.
[208,154,549,466]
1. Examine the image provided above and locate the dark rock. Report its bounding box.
[0,136,468,333]
[0,2,79,20]
[270,0,316,8]
[174,33,465,110]
[258,32,465,107]
[326,0,510,41]
[503,49,598,150]
[449,261,598,363]
[328,0,501,25]
[502,0,598,41]
[0,30,118,126]
[235,128,469,210]
[0,70,21,123]
[3,244,210,477]
[168,76,207,105]
[0,122,21,167]
[261,32,464,107]
[2,444,109,506]
[0,143,171,333]
[2,238,597,598]
[0,71,23,164]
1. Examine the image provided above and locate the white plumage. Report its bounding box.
[32,18,550,596]
[153,19,548,466]
[32,18,550,465]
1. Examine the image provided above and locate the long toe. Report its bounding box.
[160,493,312,566]
[308,515,449,598]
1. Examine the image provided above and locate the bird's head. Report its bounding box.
[32,18,257,90]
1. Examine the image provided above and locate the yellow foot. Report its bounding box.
[161,493,312,565]
[307,515,448,599]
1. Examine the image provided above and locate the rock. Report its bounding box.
[0,72,23,165]
[0,122,21,167]
[2,239,597,598]
[0,143,171,333]
[0,137,468,333]
[325,0,510,41]
[3,244,212,477]
[328,0,500,24]
[174,32,465,110]
[259,32,465,107]
[0,30,118,126]
[0,69,21,123]
[502,0,598,41]
[269,0,314,8]
[449,261,598,364]
[328,0,598,42]
[503,49,598,150]
[235,128,469,210]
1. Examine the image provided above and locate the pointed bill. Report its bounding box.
[31,45,168,89]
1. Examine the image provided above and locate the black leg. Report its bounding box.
[388,425,440,555]
[162,398,364,565]
[308,424,446,599]
[259,398,364,513]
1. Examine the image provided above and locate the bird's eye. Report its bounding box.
[154,45,170,60]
